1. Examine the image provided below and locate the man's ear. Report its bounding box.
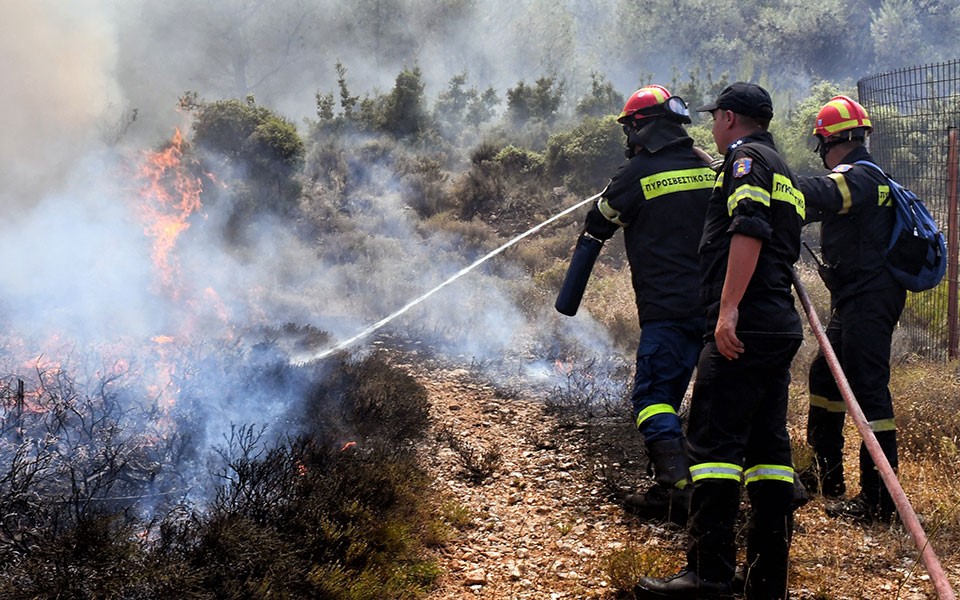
[721,110,735,128]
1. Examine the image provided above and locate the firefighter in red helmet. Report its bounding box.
[799,95,905,524]
[571,85,714,524]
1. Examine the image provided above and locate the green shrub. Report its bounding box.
[187,94,305,224]
[544,115,623,196]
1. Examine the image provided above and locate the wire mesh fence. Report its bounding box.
[858,60,960,361]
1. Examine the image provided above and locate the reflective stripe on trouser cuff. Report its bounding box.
[810,393,846,413]
[869,418,897,432]
[636,403,678,428]
[744,464,795,485]
[690,462,743,483]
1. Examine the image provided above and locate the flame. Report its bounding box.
[136,128,204,295]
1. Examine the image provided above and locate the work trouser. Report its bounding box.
[631,317,706,444]
[685,336,801,598]
[807,286,906,503]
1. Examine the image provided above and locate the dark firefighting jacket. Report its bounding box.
[584,123,714,324]
[698,130,804,337]
[799,146,900,301]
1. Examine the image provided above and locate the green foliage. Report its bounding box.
[576,73,625,119]
[495,145,546,179]
[669,68,730,127]
[188,94,304,221]
[380,66,431,139]
[337,61,360,121]
[506,77,564,126]
[434,72,501,138]
[772,81,854,177]
[543,115,623,196]
[871,0,926,68]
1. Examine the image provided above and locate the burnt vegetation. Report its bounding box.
[0,350,437,599]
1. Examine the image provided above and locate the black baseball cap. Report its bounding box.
[695,82,774,120]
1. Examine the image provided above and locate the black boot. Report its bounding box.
[825,492,895,524]
[648,437,692,488]
[686,480,741,588]
[625,438,692,524]
[624,483,691,525]
[744,480,794,600]
[826,432,897,524]
[816,452,846,498]
[791,473,810,510]
[635,569,733,599]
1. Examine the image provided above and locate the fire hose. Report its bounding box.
[792,269,956,599]
[296,191,604,363]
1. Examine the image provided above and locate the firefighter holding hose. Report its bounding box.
[556,84,714,523]
[799,95,906,524]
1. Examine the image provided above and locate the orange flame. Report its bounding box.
[136,128,204,295]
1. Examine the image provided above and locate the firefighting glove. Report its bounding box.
[583,207,619,241]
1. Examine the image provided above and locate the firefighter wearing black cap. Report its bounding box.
[575,85,714,523]
[799,95,905,524]
[635,82,804,600]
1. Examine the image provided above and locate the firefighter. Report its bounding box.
[577,85,714,523]
[799,95,905,523]
[635,82,804,599]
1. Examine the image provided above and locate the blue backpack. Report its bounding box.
[856,160,947,292]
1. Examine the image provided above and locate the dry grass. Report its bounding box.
[782,358,960,598]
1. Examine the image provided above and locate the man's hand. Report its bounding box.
[716,233,762,360]
[715,306,744,359]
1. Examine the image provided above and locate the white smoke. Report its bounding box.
[0,0,633,512]
[0,1,121,213]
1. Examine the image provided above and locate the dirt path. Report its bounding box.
[399,358,955,599]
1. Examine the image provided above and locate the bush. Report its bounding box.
[495,145,546,180]
[544,115,623,196]
[187,94,305,224]
[0,350,440,599]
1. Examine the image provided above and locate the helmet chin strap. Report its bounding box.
[816,133,864,169]
[816,137,835,169]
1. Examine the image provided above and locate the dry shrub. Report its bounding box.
[509,231,577,276]
[580,264,639,353]
[449,156,504,220]
[397,153,453,218]
[417,211,498,254]
[604,543,684,594]
[891,360,960,458]
[0,350,441,599]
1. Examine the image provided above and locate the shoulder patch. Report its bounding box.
[832,164,853,173]
[733,157,752,178]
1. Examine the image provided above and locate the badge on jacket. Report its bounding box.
[832,164,853,173]
[733,158,752,178]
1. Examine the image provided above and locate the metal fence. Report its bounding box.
[858,60,960,361]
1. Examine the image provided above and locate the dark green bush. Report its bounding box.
[544,115,623,196]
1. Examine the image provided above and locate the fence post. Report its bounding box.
[948,127,959,360]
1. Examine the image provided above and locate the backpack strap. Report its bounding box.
[853,159,887,179]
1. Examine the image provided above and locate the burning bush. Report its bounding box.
[0,350,439,599]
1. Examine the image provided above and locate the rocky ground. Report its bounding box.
[391,354,959,600]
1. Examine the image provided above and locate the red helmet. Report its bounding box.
[618,85,672,124]
[812,95,872,139]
